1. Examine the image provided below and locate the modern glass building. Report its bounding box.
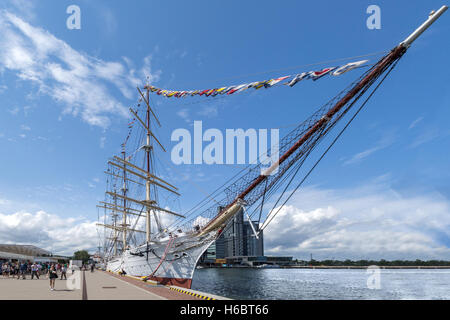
[200,208,264,264]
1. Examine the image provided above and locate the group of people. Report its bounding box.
[1,261,70,289]
[1,261,99,291]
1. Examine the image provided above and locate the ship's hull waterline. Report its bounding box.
[106,232,216,288]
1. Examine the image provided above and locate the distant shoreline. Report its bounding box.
[282,265,450,269]
[199,265,450,269]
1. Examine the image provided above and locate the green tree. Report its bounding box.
[73,250,90,263]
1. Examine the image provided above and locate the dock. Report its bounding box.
[0,270,228,300]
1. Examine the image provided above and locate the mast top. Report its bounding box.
[400,5,447,48]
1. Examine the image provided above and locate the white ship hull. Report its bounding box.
[106,232,216,288]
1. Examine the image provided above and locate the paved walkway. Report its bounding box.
[84,270,165,300]
[0,272,81,300]
[0,270,165,300]
[105,271,204,300]
[0,270,221,300]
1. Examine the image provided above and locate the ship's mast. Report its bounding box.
[112,191,118,255]
[121,150,128,248]
[97,84,182,250]
[145,87,152,243]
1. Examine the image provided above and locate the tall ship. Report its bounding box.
[97,7,447,289]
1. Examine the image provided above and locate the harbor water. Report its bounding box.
[191,268,450,300]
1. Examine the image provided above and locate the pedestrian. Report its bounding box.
[37,263,42,277]
[20,262,27,280]
[49,265,57,290]
[60,264,67,280]
[31,263,39,280]
[14,263,19,279]
[45,264,50,279]
[90,263,94,273]
[16,263,20,279]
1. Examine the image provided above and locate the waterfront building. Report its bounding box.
[200,208,265,265]
[0,244,67,263]
[243,220,264,257]
[226,255,294,267]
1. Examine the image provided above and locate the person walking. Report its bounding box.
[15,263,20,278]
[13,263,19,279]
[46,263,51,279]
[31,263,39,280]
[20,262,27,279]
[49,265,57,290]
[37,263,42,277]
[60,264,67,280]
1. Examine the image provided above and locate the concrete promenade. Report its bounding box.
[0,270,225,300]
[0,272,82,300]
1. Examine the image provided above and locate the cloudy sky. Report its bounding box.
[0,0,449,259]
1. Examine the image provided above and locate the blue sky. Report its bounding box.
[0,0,449,258]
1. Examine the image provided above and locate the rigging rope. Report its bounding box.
[203,50,388,84]
[146,236,175,279]
[174,61,378,230]
[259,56,402,233]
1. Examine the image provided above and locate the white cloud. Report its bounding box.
[176,108,191,123]
[198,105,218,118]
[343,130,397,165]
[409,116,424,129]
[342,146,381,165]
[263,182,450,260]
[0,10,161,128]
[8,106,20,115]
[0,210,99,256]
[32,136,48,142]
[5,0,36,21]
[100,136,106,149]
[409,128,440,149]
[141,55,161,83]
[20,124,31,131]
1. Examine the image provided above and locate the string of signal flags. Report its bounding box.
[142,59,369,99]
